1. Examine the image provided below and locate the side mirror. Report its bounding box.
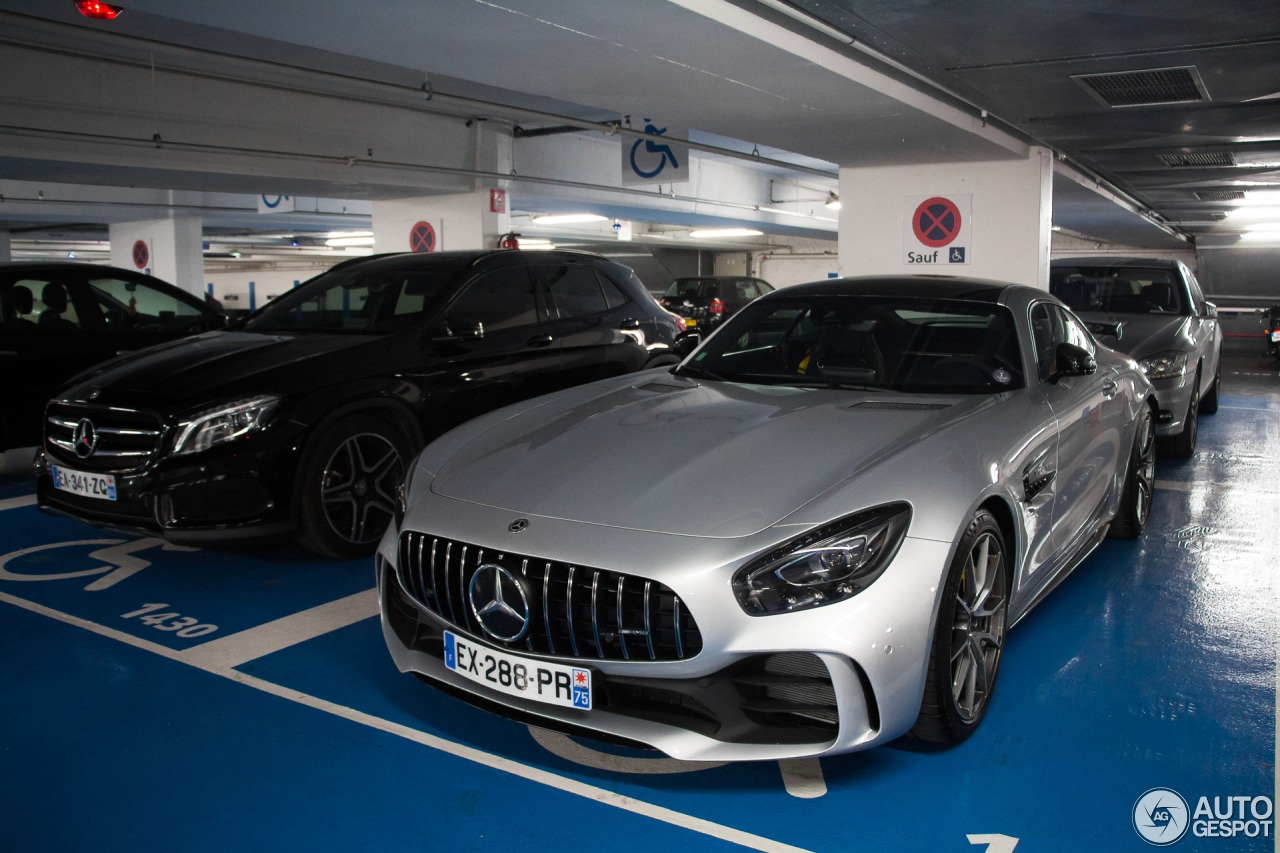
[619,318,641,331]
[1085,320,1122,340]
[433,319,484,342]
[1204,302,1218,318]
[1054,342,1096,380]
[672,329,702,357]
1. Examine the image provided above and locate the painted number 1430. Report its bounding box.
[121,603,218,638]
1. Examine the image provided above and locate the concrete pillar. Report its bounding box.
[372,189,511,254]
[109,215,204,298]
[838,146,1054,289]
[0,231,10,263]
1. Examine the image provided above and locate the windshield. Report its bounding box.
[243,265,459,333]
[677,295,1024,394]
[1050,266,1187,315]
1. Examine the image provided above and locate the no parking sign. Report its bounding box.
[409,220,436,253]
[904,194,970,265]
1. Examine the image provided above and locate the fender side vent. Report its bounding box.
[850,401,950,411]
[1073,66,1209,107]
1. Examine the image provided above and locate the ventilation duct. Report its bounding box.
[1074,66,1209,107]
[1195,190,1246,201]
[1159,152,1236,168]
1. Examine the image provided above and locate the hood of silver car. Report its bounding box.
[1075,312,1189,361]
[431,379,972,537]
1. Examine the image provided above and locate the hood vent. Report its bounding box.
[1195,190,1246,201]
[1159,152,1235,168]
[1074,66,1209,107]
[850,401,950,412]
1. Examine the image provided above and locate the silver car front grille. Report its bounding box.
[45,403,164,471]
[396,531,702,662]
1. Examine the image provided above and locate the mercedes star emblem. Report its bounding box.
[73,418,98,459]
[468,563,531,642]
[508,518,529,533]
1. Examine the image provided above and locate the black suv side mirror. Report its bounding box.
[619,318,641,331]
[1054,342,1096,379]
[1085,320,1122,340]
[1204,302,1218,319]
[433,319,484,342]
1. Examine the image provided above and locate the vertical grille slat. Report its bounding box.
[394,532,701,662]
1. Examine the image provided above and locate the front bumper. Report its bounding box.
[1149,371,1198,437]
[377,496,952,761]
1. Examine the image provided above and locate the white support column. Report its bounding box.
[108,215,204,297]
[0,231,10,263]
[838,147,1054,289]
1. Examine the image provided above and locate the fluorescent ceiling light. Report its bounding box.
[1226,206,1280,219]
[325,236,376,247]
[531,213,608,225]
[754,0,853,44]
[1242,222,1280,232]
[1240,231,1280,241]
[519,243,557,251]
[322,230,372,238]
[690,228,764,239]
[824,192,842,210]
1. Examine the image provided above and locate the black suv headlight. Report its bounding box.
[171,394,280,457]
[732,503,911,615]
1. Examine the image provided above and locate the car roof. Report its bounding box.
[775,275,1013,303]
[0,261,164,275]
[331,248,611,269]
[1050,257,1181,270]
[672,275,765,281]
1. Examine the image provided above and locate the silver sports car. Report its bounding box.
[378,277,1157,761]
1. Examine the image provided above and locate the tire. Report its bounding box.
[297,413,412,559]
[1108,405,1155,540]
[1161,370,1200,459]
[910,510,1009,744]
[1198,363,1220,415]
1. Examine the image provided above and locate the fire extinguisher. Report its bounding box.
[499,231,521,249]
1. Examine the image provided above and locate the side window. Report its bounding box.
[544,265,609,318]
[755,280,775,295]
[1056,306,1096,355]
[448,267,540,332]
[4,277,82,332]
[598,273,630,310]
[86,277,206,334]
[733,279,758,299]
[1030,303,1065,382]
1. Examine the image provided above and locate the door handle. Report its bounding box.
[526,334,555,348]
[0,351,17,357]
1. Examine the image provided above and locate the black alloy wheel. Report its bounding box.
[911,510,1008,743]
[298,414,412,559]
[1109,405,1156,540]
[1162,370,1200,459]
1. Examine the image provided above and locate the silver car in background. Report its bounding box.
[378,277,1156,761]
[1050,257,1221,457]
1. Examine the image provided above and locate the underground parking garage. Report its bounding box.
[1,2,1278,851]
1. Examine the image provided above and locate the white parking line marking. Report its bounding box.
[0,590,814,853]
[0,494,36,511]
[180,588,380,670]
[777,758,826,799]
[1155,480,1192,492]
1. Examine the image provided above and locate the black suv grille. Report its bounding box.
[396,531,702,662]
[45,403,164,472]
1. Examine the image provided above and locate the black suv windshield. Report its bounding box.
[676,295,1024,394]
[1050,266,1188,315]
[244,264,460,333]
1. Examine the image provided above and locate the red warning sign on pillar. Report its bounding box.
[903,194,970,265]
[409,221,437,253]
[131,240,150,269]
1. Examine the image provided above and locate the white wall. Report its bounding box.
[839,147,1053,289]
[372,190,510,254]
[109,216,204,297]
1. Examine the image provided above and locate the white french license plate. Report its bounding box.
[51,465,116,501]
[1271,330,1280,342]
[444,630,592,710]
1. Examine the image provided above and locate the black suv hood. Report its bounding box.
[63,330,395,409]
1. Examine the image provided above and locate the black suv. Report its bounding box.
[659,275,774,332]
[36,250,683,558]
[1,262,224,451]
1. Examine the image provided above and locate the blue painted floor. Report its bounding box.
[2,393,1276,852]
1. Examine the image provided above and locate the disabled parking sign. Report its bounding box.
[622,119,689,186]
[904,194,970,265]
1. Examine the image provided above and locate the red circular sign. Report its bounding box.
[131,240,149,269]
[912,197,962,248]
[409,221,436,253]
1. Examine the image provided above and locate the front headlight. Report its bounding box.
[732,503,911,615]
[1138,351,1188,381]
[170,394,280,457]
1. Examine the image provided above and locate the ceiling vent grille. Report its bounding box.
[1159,152,1236,168]
[1074,66,1209,107]
[1195,190,1246,201]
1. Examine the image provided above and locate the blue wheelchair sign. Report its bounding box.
[623,120,688,185]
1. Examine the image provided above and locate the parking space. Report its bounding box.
[3,389,1275,853]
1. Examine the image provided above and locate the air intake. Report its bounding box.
[1159,152,1235,168]
[1195,190,1246,201]
[1074,66,1209,107]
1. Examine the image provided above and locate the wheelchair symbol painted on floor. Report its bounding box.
[0,538,197,590]
[629,120,680,180]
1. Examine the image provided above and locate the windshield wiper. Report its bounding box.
[674,365,728,381]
